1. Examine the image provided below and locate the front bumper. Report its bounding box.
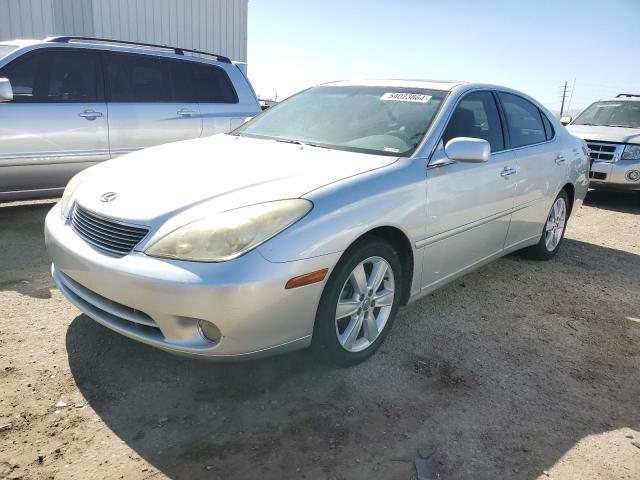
[589,160,640,191]
[45,206,340,359]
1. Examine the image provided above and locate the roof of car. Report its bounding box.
[602,96,640,102]
[322,79,467,91]
[0,39,41,48]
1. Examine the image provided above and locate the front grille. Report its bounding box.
[71,205,149,255]
[586,141,622,162]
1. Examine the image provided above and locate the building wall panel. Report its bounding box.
[0,0,247,61]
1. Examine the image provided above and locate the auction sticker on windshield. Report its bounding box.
[381,92,432,103]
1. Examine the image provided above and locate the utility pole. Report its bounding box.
[559,81,568,117]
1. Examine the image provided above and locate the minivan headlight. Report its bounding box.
[60,173,83,217]
[622,144,640,160]
[145,199,312,262]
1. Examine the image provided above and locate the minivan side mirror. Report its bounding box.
[444,137,490,163]
[0,78,13,102]
[560,116,572,126]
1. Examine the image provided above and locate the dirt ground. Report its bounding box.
[1,190,639,480]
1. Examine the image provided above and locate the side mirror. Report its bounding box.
[0,78,13,102]
[560,116,572,126]
[444,137,490,163]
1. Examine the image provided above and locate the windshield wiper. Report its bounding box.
[274,138,327,149]
[606,124,636,129]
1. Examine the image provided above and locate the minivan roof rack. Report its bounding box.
[616,93,640,98]
[45,36,232,64]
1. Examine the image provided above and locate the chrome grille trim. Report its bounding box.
[586,140,624,163]
[71,205,149,255]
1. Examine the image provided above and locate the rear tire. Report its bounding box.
[523,190,569,261]
[313,238,403,367]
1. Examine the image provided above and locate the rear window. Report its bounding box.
[190,62,238,103]
[105,53,171,103]
[498,92,546,148]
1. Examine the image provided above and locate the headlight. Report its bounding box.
[60,173,83,217]
[622,144,640,160]
[145,199,312,262]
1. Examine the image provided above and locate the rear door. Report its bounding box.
[0,47,108,195]
[497,92,562,248]
[104,52,202,157]
[190,61,245,134]
[421,90,517,289]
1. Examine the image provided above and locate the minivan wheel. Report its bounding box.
[313,238,402,366]
[523,190,569,261]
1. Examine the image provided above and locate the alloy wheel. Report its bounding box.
[334,256,395,352]
[544,197,567,252]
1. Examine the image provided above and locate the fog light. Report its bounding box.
[198,320,221,343]
[625,170,640,182]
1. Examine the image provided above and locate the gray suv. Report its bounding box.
[0,37,260,201]
[564,94,640,193]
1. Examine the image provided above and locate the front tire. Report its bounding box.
[523,190,569,261]
[313,238,403,366]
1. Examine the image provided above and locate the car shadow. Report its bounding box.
[584,188,640,214]
[0,200,58,299]
[65,237,640,479]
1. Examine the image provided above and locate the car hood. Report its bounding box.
[72,134,398,222]
[567,125,640,144]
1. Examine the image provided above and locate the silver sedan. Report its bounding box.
[45,80,590,365]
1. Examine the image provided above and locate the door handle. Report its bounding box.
[500,166,516,178]
[555,154,566,165]
[78,109,103,120]
[177,108,196,117]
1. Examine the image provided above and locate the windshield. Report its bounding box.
[0,45,18,60]
[573,100,640,128]
[234,85,448,156]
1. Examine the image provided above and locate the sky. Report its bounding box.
[247,0,640,114]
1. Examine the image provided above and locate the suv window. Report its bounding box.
[1,49,100,103]
[106,53,171,103]
[498,92,546,148]
[442,91,504,152]
[166,59,195,103]
[190,62,238,103]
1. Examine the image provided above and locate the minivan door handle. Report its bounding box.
[555,154,566,165]
[500,166,517,178]
[177,108,196,117]
[78,109,103,120]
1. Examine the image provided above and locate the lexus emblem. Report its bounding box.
[100,192,118,202]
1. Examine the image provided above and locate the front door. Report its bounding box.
[421,90,516,289]
[0,48,108,195]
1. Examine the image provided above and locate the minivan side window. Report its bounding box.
[1,49,100,103]
[442,91,504,152]
[190,62,238,104]
[498,92,546,148]
[106,53,171,103]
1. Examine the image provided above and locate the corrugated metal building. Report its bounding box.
[0,0,248,61]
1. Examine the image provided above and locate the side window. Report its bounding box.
[166,59,195,103]
[442,91,504,152]
[190,63,238,104]
[1,49,99,103]
[498,92,546,148]
[106,53,171,103]
[541,111,555,141]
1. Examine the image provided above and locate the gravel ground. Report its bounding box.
[1,190,639,480]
